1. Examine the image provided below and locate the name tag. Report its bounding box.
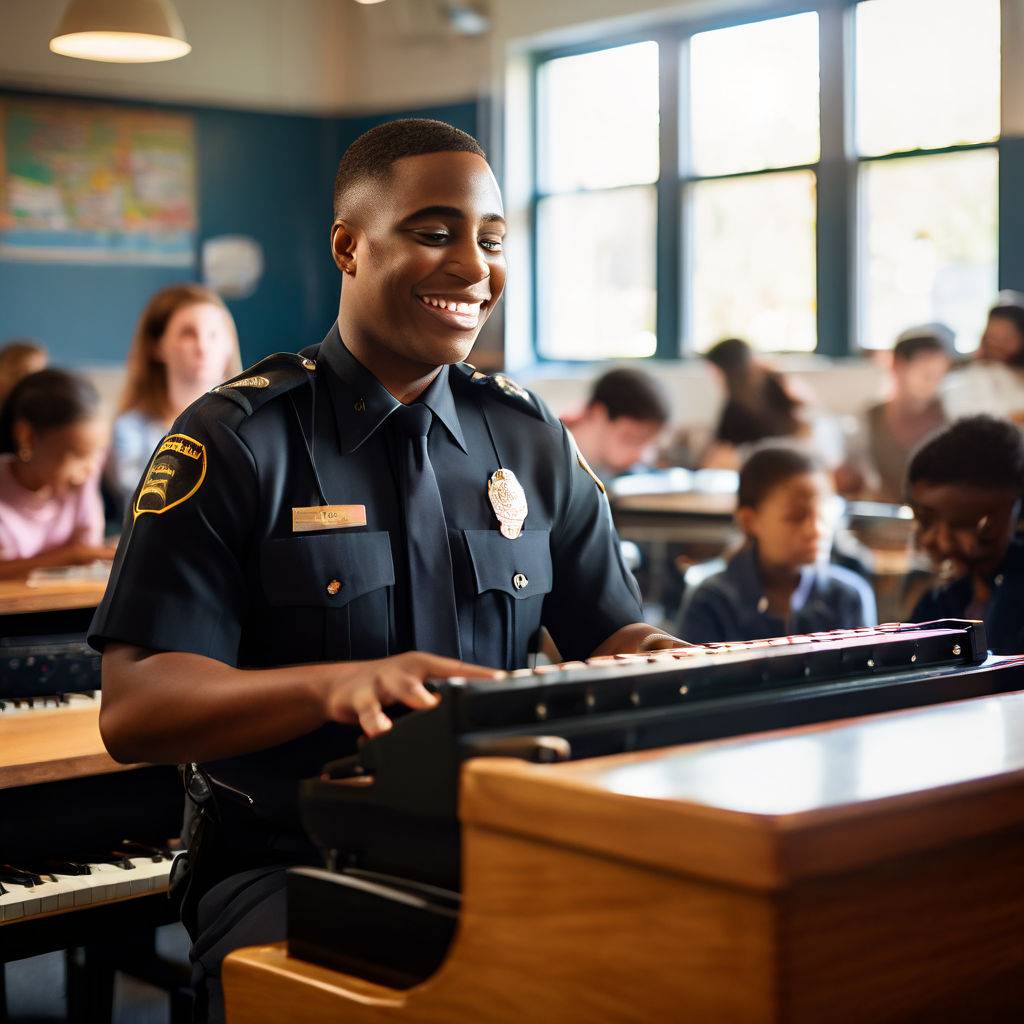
[291,504,367,532]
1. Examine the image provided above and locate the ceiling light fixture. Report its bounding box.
[50,0,191,63]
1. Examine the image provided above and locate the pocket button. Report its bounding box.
[326,579,343,596]
[513,573,529,591]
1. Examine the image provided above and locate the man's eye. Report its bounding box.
[416,231,449,244]
[480,238,503,252]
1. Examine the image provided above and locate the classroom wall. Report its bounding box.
[0,91,479,369]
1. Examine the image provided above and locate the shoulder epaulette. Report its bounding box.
[210,349,318,416]
[451,363,545,422]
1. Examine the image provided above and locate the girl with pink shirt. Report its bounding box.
[0,368,115,579]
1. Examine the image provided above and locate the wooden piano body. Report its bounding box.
[223,628,1024,1023]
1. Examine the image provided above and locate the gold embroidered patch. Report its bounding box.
[134,433,207,520]
[492,373,531,402]
[216,375,270,391]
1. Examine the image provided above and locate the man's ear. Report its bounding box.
[331,221,358,276]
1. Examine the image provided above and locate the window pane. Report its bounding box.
[537,187,656,360]
[855,0,1000,157]
[859,149,998,351]
[538,42,659,192]
[690,13,820,177]
[690,171,817,352]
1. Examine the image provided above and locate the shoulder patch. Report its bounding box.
[134,434,207,520]
[211,350,316,415]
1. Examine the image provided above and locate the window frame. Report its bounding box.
[528,0,1003,362]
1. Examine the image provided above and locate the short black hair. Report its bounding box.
[987,297,1024,368]
[333,118,486,219]
[893,325,953,363]
[588,367,671,424]
[0,368,100,453]
[738,445,823,509]
[907,414,1024,492]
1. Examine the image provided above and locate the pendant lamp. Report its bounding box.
[50,0,191,63]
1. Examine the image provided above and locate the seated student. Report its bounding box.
[105,284,241,518]
[943,293,1024,422]
[839,325,952,503]
[0,369,116,579]
[560,366,671,481]
[679,446,877,643]
[0,338,47,409]
[701,337,810,469]
[908,415,1024,654]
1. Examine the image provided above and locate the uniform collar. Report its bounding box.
[727,544,818,615]
[319,322,467,454]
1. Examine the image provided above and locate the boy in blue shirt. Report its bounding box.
[680,446,877,643]
[909,415,1024,654]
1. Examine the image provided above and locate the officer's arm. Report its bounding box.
[99,643,496,765]
[589,623,689,656]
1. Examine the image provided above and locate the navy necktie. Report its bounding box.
[392,403,462,659]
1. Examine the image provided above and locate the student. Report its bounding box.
[0,338,47,409]
[943,293,1024,422]
[839,325,952,503]
[105,284,242,517]
[0,369,116,579]
[908,415,1024,654]
[679,446,877,643]
[701,337,809,469]
[560,366,671,481]
[90,119,685,1022]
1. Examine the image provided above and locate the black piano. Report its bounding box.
[289,620,1024,987]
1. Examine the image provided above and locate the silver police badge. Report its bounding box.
[487,468,528,539]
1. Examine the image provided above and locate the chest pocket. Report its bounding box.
[259,531,395,663]
[461,529,553,670]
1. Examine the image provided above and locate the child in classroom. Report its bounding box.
[679,445,877,643]
[0,368,116,579]
[908,414,1024,654]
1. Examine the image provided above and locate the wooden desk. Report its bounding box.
[0,704,135,789]
[0,578,107,617]
[225,689,1024,1023]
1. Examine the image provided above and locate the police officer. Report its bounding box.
[91,119,684,1022]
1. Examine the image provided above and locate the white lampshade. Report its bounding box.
[50,0,191,63]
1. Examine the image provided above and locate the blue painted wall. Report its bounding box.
[0,90,480,368]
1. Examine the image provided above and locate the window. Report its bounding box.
[535,41,659,359]
[688,13,820,352]
[530,0,1003,361]
[855,0,1001,351]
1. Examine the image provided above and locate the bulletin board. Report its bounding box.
[0,98,196,265]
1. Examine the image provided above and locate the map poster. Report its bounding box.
[0,98,196,265]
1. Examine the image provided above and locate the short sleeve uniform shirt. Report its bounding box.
[89,324,641,826]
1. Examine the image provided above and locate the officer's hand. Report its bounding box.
[326,652,500,738]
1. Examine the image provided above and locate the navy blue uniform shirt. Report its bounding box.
[911,538,1024,655]
[679,545,877,644]
[89,324,642,824]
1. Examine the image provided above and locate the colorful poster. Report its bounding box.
[0,99,196,265]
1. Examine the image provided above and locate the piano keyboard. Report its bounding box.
[0,692,98,716]
[0,848,177,924]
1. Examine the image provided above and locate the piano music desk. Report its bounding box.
[225,686,1024,1023]
[0,578,108,617]
[0,703,131,790]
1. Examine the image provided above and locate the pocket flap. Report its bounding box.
[261,531,395,608]
[462,529,552,600]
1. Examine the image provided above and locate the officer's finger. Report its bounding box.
[411,654,502,680]
[351,686,392,737]
[390,677,439,711]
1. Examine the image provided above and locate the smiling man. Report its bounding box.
[89,119,681,1021]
